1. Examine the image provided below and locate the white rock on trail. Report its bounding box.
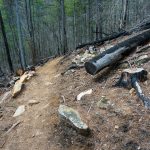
[28,100,40,106]
[77,89,93,101]
[13,105,25,117]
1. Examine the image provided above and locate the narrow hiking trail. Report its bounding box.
[1,55,150,150]
[1,58,62,150]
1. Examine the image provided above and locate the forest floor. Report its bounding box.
[0,46,150,150]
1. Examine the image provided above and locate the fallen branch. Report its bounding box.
[76,18,150,49]
[4,121,22,136]
[61,63,84,75]
[76,31,128,49]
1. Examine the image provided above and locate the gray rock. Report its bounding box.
[137,54,150,65]
[58,105,90,135]
[0,91,11,104]
[118,62,130,69]
[97,96,110,109]
[28,100,40,106]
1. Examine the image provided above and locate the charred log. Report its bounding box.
[76,19,150,50]
[61,63,84,75]
[85,29,150,75]
[76,31,128,49]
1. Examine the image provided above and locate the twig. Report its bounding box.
[87,101,94,114]
[61,95,66,103]
[4,121,22,136]
[102,79,108,89]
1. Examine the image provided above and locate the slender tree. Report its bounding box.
[60,0,68,54]
[0,9,14,72]
[120,0,128,29]
[15,0,26,69]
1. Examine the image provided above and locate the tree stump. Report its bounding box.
[115,68,150,108]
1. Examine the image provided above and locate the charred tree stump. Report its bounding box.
[115,68,150,108]
[85,29,150,75]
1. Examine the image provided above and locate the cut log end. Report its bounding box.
[85,61,97,75]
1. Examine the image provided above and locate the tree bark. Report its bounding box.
[60,0,68,54]
[15,0,26,70]
[120,0,128,30]
[0,10,14,73]
[85,29,150,75]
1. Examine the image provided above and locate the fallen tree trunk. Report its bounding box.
[76,31,128,49]
[76,19,150,49]
[85,29,150,75]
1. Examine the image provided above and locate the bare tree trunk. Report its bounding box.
[25,0,37,65]
[60,0,68,54]
[95,0,99,40]
[120,0,128,29]
[73,0,76,49]
[15,0,26,69]
[0,10,14,73]
[88,0,91,41]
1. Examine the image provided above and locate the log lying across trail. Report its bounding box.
[85,29,150,75]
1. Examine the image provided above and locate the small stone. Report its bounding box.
[129,88,136,96]
[45,82,53,86]
[28,100,40,106]
[54,74,61,78]
[119,62,129,69]
[13,105,25,117]
[115,125,119,129]
[58,105,90,135]
[97,96,110,109]
[143,81,148,86]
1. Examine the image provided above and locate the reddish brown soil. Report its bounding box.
[0,53,150,150]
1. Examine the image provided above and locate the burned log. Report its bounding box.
[76,31,128,49]
[76,19,150,50]
[85,29,150,75]
[115,68,150,108]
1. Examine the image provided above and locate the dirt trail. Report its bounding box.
[1,55,150,150]
[1,58,62,150]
